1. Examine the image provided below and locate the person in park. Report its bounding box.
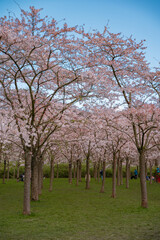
[131,169,138,179]
[100,169,103,181]
[155,167,160,183]
[146,176,150,181]
[134,169,138,179]
[20,173,25,182]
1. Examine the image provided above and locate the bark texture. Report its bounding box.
[17,160,20,182]
[56,164,59,178]
[149,162,152,184]
[112,153,116,198]
[97,160,100,183]
[117,158,120,186]
[120,159,123,185]
[76,160,79,186]
[126,157,129,189]
[38,158,43,195]
[73,162,76,179]
[68,160,72,184]
[7,160,9,180]
[79,161,82,182]
[85,155,90,189]
[100,161,106,193]
[23,149,31,215]
[31,156,39,201]
[49,155,54,192]
[94,162,97,181]
[3,159,6,184]
[139,150,148,208]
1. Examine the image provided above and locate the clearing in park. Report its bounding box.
[0,178,160,240]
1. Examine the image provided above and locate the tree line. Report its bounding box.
[0,6,160,215]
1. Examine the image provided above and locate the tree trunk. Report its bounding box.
[76,160,79,186]
[126,157,129,189]
[100,160,106,193]
[17,160,20,182]
[85,155,90,189]
[97,160,100,183]
[120,159,123,185]
[139,150,148,208]
[23,148,31,215]
[3,159,6,184]
[79,161,82,182]
[56,163,59,178]
[7,160,9,180]
[128,163,131,180]
[31,156,39,201]
[73,162,76,179]
[137,165,139,178]
[0,144,2,164]
[145,162,148,177]
[41,161,44,189]
[49,155,54,191]
[93,163,95,179]
[117,157,120,186]
[68,160,72,184]
[149,162,152,184]
[94,162,97,181]
[112,153,116,198]
[38,158,43,195]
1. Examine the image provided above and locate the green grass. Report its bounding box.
[0,178,160,240]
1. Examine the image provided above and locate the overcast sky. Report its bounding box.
[0,0,159,68]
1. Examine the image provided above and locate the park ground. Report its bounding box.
[0,178,160,240]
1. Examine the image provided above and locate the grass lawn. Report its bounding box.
[0,178,160,240]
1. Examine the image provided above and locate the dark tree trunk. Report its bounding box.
[126,157,129,189]
[41,161,44,189]
[145,162,148,177]
[3,159,6,184]
[120,159,123,185]
[68,160,72,184]
[31,156,39,201]
[17,160,20,182]
[7,160,9,180]
[112,153,116,198]
[38,158,43,195]
[85,155,90,190]
[23,148,31,215]
[117,157,120,186]
[73,162,76,179]
[97,160,100,183]
[100,160,106,193]
[149,162,152,184]
[94,162,97,181]
[56,163,59,178]
[79,161,82,182]
[76,160,79,186]
[137,165,139,178]
[0,144,2,164]
[49,155,54,192]
[93,163,95,179]
[139,150,148,208]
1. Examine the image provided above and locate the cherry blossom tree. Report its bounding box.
[0,7,94,215]
[85,28,159,207]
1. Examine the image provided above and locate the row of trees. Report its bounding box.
[0,7,160,215]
